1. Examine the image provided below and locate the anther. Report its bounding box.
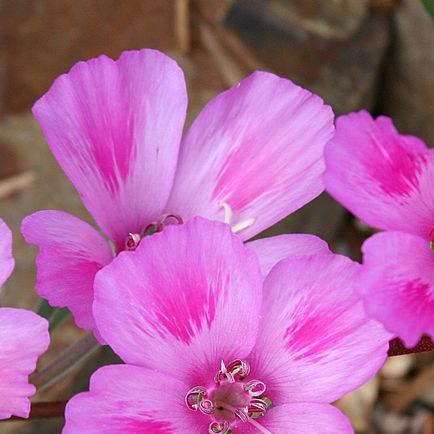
[208,421,230,434]
[220,202,233,225]
[231,218,255,234]
[244,380,266,397]
[125,233,141,251]
[185,386,208,411]
[219,202,255,234]
[199,399,215,415]
[161,214,184,226]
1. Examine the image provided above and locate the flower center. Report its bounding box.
[185,359,272,434]
[220,202,255,234]
[124,213,184,251]
[430,229,434,251]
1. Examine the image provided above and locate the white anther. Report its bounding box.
[220,202,233,225]
[220,202,255,234]
[231,218,255,234]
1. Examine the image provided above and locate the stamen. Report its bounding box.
[143,222,162,237]
[220,202,233,225]
[429,228,434,250]
[185,360,271,433]
[161,214,184,226]
[185,386,207,411]
[231,218,255,234]
[219,202,256,234]
[219,402,274,434]
[216,359,250,383]
[244,380,266,397]
[125,233,141,251]
[199,399,215,415]
[208,421,231,434]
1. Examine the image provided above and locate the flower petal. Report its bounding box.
[0,218,14,288]
[0,308,49,419]
[249,253,390,403]
[93,218,262,386]
[325,111,434,238]
[357,231,434,347]
[237,403,353,434]
[33,49,187,249]
[21,210,113,335]
[63,365,207,434]
[247,234,330,277]
[167,71,334,240]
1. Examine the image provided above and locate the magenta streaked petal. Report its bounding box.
[0,218,14,289]
[247,233,330,277]
[236,403,353,434]
[357,231,434,347]
[94,218,262,386]
[0,308,49,419]
[249,253,390,404]
[33,49,187,249]
[325,110,434,238]
[21,210,113,335]
[63,365,207,434]
[167,71,334,240]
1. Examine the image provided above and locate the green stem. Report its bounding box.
[31,332,100,393]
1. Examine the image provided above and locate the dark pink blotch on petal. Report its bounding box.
[32,49,188,248]
[325,110,434,238]
[93,218,262,387]
[167,71,334,240]
[249,253,390,404]
[357,231,434,347]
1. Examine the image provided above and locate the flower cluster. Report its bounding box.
[1,48,432,432]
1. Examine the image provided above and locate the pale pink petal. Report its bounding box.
[357,231,434,347]
[0,218,14,288]
[249,253,390,404]
[33,49,187,249]
[237,403,353,434]
[93,218,262,386]
[0,308,49,419]
[63,364,207,434]
[167,71,334,240]
[325,111,434,238]
[247,233,330,277]
[21,211,113,334]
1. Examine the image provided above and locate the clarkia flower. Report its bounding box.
[0,218,49,420]
[21,49,334,337]
[324,110,434,346]
[63,218,389,434]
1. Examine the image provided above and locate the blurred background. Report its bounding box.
[0,1,433,433]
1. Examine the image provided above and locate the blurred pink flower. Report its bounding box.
[22,49,334,337]
[325,110,434,347]
[63,218,389,434]
[0,219,49,420]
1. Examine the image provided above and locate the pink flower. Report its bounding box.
[63,218,389,434]
[0,218,49,419]
[21,49,334,337]
[324,110,434,347]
